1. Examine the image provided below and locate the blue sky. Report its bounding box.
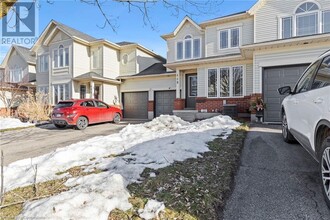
[0,0,257,62]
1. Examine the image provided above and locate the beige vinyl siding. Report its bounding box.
[51,30,71,43]
[205,17,254,57]
[255,0,330,43]
[72,42,89,77]
[166,38,176,63]
[245,63,253,95]
[7,50,27,72]
[136,49,162,72]
[90,46,103,75]
[197,68,206,97]
[28,64,36,73]
[167,20,204,63]
[253,44,330,93]
[120,49,137,76]
[120,75,176,101]
[103,84,120,104]
[103,46,120,79]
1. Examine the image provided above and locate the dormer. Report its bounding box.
[162,16,204,63]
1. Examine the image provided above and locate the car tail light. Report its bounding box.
[67,113,77,118]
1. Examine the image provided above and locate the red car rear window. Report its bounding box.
[55,101,74,108]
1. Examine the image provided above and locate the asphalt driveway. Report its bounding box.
[0,122,128,166]
[224,124,330,220]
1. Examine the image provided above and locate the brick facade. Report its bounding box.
[196,96,253,113]
[174,99,185,110]
[148,101,154,111]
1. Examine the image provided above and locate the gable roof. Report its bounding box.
[248,0,266,15]
[32,20,98,51]
[14,45,36,64]
[161,16,203,39]
[116,41,136,46]
[199,11,251,27]
[1,45,36,67]
[32,21,165,61]
[135,63,167,76]
[54,20,97,42]
[74,72,121,85]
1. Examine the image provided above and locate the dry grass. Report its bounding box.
[0,178,69,219]
[116,126,248,219]
[1,125,248,219]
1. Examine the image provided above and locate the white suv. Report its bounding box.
[278,50,330,208]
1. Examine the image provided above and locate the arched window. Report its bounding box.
[295,2,319,13]
[281,1,330,39]
[176,35,201,60]
[295,2,319,36]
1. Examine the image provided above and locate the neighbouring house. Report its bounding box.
[161,0,330,122]
[0,45,36,115]
[31,20,166,119]
[1,0,329,122]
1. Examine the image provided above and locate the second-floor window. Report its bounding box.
[54,45,69,68]
[92,47,102,69]
[176,35,201,60]
[9,66,23,83]
[281,2,330,39]
[219,28,240,50]
[38,54,49,72]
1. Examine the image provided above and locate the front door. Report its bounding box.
[186,74,197,109]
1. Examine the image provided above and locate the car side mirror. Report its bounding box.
[278,86,292,95]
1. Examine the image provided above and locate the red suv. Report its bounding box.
[51,99,122,130]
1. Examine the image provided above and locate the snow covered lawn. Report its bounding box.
[0,118,34,131]
[2,115,240,219]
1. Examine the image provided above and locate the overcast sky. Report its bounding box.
[0,0,257,63]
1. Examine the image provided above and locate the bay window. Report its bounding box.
[219,27,240,49]
[9,67,23,83]
[38,54,49,72]
[323,11,330,33]
[208,69,217,97]
[177,42,183,60]
[220,68,230,97]
[176,35,201,60]
[53,83,70,104]
[207,66,244,98]
[53,45,69,68]
[92,47,102,69]
[282,17,292,39]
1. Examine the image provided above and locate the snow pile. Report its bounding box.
[1,115,240,219]
[0,118,34,130]
[138,200,165,219]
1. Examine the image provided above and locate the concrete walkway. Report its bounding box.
[223,124,330,220]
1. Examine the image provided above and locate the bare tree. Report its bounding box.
[1,0,224,32]
[0,69,28,117]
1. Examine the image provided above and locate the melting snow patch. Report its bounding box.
[3,115,240,220]
[0,118,33,130]
[138,199,165,220]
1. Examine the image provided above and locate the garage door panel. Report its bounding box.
[123,92,148,119]
[155,91,175,117]
[263,65,308,122]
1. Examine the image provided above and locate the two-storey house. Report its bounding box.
[32,20,165,118]
[0,45,36,112]
[162,0,330,122]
